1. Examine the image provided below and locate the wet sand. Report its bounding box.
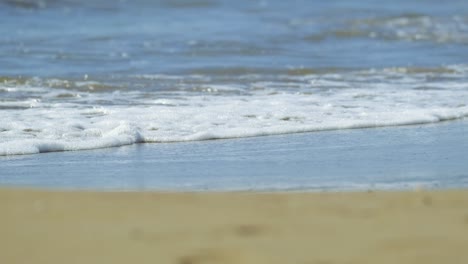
[2,188,468,264]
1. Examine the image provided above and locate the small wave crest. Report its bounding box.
[301,14,468,44]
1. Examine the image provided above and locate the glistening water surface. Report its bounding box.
[1,121,468,191]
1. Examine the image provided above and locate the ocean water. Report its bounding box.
[1,0,468,155]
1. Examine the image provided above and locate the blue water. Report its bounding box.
[1,0,468,154]
[2,0,468,77]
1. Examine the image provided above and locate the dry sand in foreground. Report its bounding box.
[1,188,468,264]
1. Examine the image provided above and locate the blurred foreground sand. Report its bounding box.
[1,188,468,264]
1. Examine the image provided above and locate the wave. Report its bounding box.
[1,65,468,155]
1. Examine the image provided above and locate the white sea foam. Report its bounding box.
[1,66,468,155]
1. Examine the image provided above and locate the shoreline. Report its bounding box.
[1,120,468,191]
[2,188,468,264]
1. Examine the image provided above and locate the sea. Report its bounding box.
[1,0,468,156]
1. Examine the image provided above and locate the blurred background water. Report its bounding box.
[2,0,468,77]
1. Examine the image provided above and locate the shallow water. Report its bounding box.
[1,0,468,155]
[1,121,467,191]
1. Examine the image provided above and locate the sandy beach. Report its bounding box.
[2,188,468,264]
